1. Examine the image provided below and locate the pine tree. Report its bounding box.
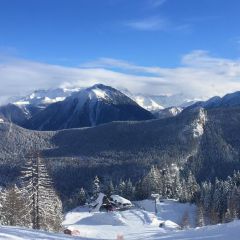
[125,179,135,200]
[172,170,181,200]
[179,179,189,203]
[196,205,205,227]
[187,171,199,202]
[162,167,173,198]
[21,153,63,232]
[142,166,162,198]
[106,180,115,197]
[92,176,101,199]
[1,185,31,227]
[118,180,126,197]
[79,188,86,205]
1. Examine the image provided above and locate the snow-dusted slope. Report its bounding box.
[62,199,240,240]
[1,219,240,240]
[121,89,197,111]
[134,95,164,111]
[63,207,166,239]
[62,199,195,240]
[153,107,183,119]
[154,220,240,240]
[181,108,207,139]
[0,225,83,240]
[136,199,196,228]
[0,199,240,239]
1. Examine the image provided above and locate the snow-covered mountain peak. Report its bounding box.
[70,84,135,106]
[92,88,108,99]
[134,96,164,111]
[13,88,80,106]
[153,106,183,119]
[87,84,111,100]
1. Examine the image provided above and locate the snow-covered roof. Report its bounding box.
[0,118,4,123]
[110,195,132,205]
[89,193,106,212]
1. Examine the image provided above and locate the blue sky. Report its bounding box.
[0,0,240,102]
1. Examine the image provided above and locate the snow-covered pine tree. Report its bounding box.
[212,178,223,223]
[79,187,86,205]
[0,185,31,227]
[125,179,135,200]
[232,171,240,186]
[179,179,189,202]
[187,171,199,202]
[92,176,101,199]
[162,167,174,198]
[201,181,212,213]
[227,185,240,219]
[142,166,161,198]
[118,180,126,197]
[21,153,63,232]
[172,170,181,200]
[106,180,115,197]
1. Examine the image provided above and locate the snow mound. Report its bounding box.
[63,201,181,239]
[135,199,196,228]
[154,220,240,240]
[74,212,127,226]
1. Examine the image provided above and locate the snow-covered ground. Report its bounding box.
[0,225,82,240]
[1,199,240,239]
[62,199,194,239]
[135,199,196,227]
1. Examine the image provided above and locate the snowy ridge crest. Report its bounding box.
[181,108,207,139]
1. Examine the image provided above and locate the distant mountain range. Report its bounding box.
[1,84,193,130]
[9,84,196,111]
[2,84,240,131]
[24,84,154,130]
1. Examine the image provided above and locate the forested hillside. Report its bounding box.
[1,104,240,200]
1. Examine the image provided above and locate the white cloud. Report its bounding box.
[1,51,240,105]
[125,17,168,31]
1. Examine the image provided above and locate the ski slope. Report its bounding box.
[62,199,192,239]
[1,220,240,240]
[1,200,240,239]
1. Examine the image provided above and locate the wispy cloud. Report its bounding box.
[125,16,191,33]
[82,51,240,98]
[148,0,167,8]
[125,17,168,31]
[1,51,240,105]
